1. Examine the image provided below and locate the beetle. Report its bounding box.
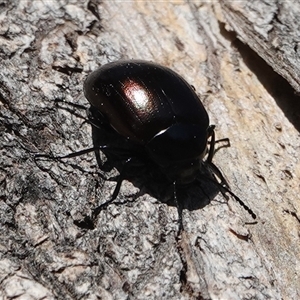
[82,60,256,220]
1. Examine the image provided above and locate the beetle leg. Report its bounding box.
[92,157,137,218]
[206,125,216,163]
[215,137,230,144]
[206,125,230,163]
[111,158,133,200]
[207,126,231,159]
[34,145,109,160]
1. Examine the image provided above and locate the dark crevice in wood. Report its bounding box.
[219,22,300,133]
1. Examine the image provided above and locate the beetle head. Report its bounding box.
[146,123,209,185]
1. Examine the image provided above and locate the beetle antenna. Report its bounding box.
[199,174,256,219]
[204,129,256,219]
[220,183,256,219]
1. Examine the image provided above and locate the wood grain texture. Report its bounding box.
[219,0,300,93]
[0,1,299,299]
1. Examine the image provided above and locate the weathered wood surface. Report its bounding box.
[220,0,300,93]
[0,1,299,299]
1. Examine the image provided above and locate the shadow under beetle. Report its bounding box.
[43,60,256,226]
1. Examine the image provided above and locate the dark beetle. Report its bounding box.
[83,60,255,219]
[85,60,211,185]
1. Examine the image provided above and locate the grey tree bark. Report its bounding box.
[0,1,299,299]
